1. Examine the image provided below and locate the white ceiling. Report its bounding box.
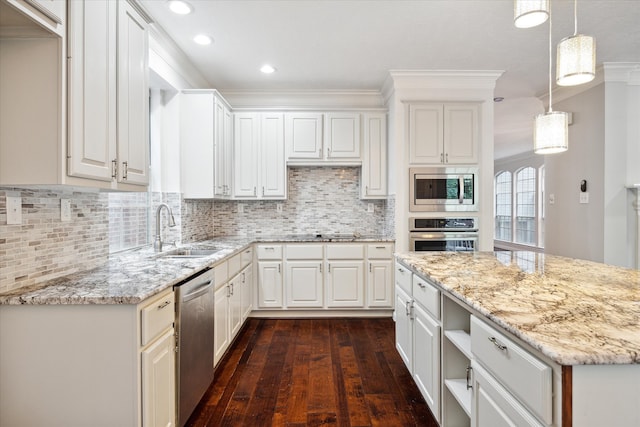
[140,0,640,159]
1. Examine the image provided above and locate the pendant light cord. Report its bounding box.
[574,0,578,35]
[548,3,553,113]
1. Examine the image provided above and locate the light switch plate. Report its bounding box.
[276,203,283,213]
[6,196,22,225]
[61,199,71,221]
[549,194,555,205]
[238,204,244,213]
[367,203,374,213]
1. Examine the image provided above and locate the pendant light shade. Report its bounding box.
[514,0,549,28]
[534,111,569,154]
[556,35,596,86]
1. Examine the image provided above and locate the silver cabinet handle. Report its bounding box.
[488,336,507,351]
[122,161,128,180]
[458,175,464,204]
[405,300,412,316]
[157,300,171,310]
[417,281,426,289]
[445,153,449,163]
[440,153,444,163]
[466,366,473,390]
[111,160,117,179]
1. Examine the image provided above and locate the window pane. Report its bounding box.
[515,167,536,245]
[494,171,512,241]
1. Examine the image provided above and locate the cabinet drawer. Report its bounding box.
[367,243,393,259]
[470,316,552,424]
[228,253,242,277]
[395,262,412,294]
[141,291,175,346]
[241,247,253,267]
[285,244,323,260]
[412,275,440,320]
[214,261,228,289]
[326,244,364,259]
[256,244,283,260]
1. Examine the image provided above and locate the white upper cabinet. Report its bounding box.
[234,112,286,199]
[409,103,479,165]
[67,0,117,182]
[285,112,363,164]
[116,0,149,186]
[324,113,360,159]
[67,0,150,188]
[361,113,387,199]
[284,112,324,160]
[180,90,232,198]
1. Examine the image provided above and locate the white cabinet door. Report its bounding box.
[444,104,478,164]
[409,104,443,164]
[213,284,230,366]
[141,328,176,427]
[180,92,214,198]
[213,101,233,198]
[257,261,283,308]
[285,112,323,159]
[116,0,149,186]
[395,285,413,371]
[361,113,387,199]
[367,260,393,308]
[234,113,260,198]
[229,275,243,340]
[471,362,545,427]
[413,303,441,423]
[285,261,323,308]
[326,261,364,307]
[324,113,360,159]
[67,0,117,182]
[260,112,286,198]
[241,265,253,320]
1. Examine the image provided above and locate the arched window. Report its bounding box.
[515,167,536,245]
[494,171,512,241]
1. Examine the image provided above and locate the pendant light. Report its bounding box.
[534,5,569,155]
[556,0,596,86]
[514,0,549,28]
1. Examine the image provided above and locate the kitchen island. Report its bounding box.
[396,251,640,427]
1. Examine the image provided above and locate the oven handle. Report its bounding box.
[458,175,464,204]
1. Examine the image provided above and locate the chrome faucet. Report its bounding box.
[154,203,176,252]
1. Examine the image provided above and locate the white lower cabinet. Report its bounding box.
[326,260,364,307]
[213,252,251,367]
[141,329,176,427]
[0,288,176,427]
[286,261,323,307]
[395,284,413,370]
[367,259,393,307]
[413,303,441,422]
[471,361,545,427]
[257,261,283,308]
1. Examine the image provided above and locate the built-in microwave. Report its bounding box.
[409,167,477,212]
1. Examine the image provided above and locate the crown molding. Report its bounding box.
[219,89,386,110]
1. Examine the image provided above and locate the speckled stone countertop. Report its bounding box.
[0,235,392,305]
[396,251,640,366]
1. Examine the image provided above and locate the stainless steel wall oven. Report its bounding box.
[409,217,478,252]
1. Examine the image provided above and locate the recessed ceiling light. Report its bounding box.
[193,34,212,46]
[168,0,192,15]
[260,64,276,74]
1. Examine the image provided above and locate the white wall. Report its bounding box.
[544,84,606,262]
[544,63,640,268]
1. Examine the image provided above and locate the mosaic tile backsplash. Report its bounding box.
[0,187,109,293]
[1,167,394,293]
[212,167,390,237]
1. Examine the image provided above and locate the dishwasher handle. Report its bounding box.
[182,280,213,302]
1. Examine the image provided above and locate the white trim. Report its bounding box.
[220,89,385,109]
[249,309,393,318]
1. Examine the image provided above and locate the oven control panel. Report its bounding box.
[410,217,477,232]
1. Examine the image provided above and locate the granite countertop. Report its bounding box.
[396,251,640,366]
[0,235,392,305]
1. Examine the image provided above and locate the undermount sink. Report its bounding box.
[158,248,220,258]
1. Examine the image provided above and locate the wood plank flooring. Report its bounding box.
[186,318,438,427]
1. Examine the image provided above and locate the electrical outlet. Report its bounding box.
[238,204,244,213]
[6,196,22,225]
[367,203,374,213]
[61,199,71,221]
[276,203,283,213]
[580,192,589,204]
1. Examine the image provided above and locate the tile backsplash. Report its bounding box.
[212,167,390,237]
[0,187,109,293]
[1,167,394,293]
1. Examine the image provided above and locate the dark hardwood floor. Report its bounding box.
[186,318,438,427]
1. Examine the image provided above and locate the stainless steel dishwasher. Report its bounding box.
[175,267,215,427]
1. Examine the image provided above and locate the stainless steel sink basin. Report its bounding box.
[158,248,220,258]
